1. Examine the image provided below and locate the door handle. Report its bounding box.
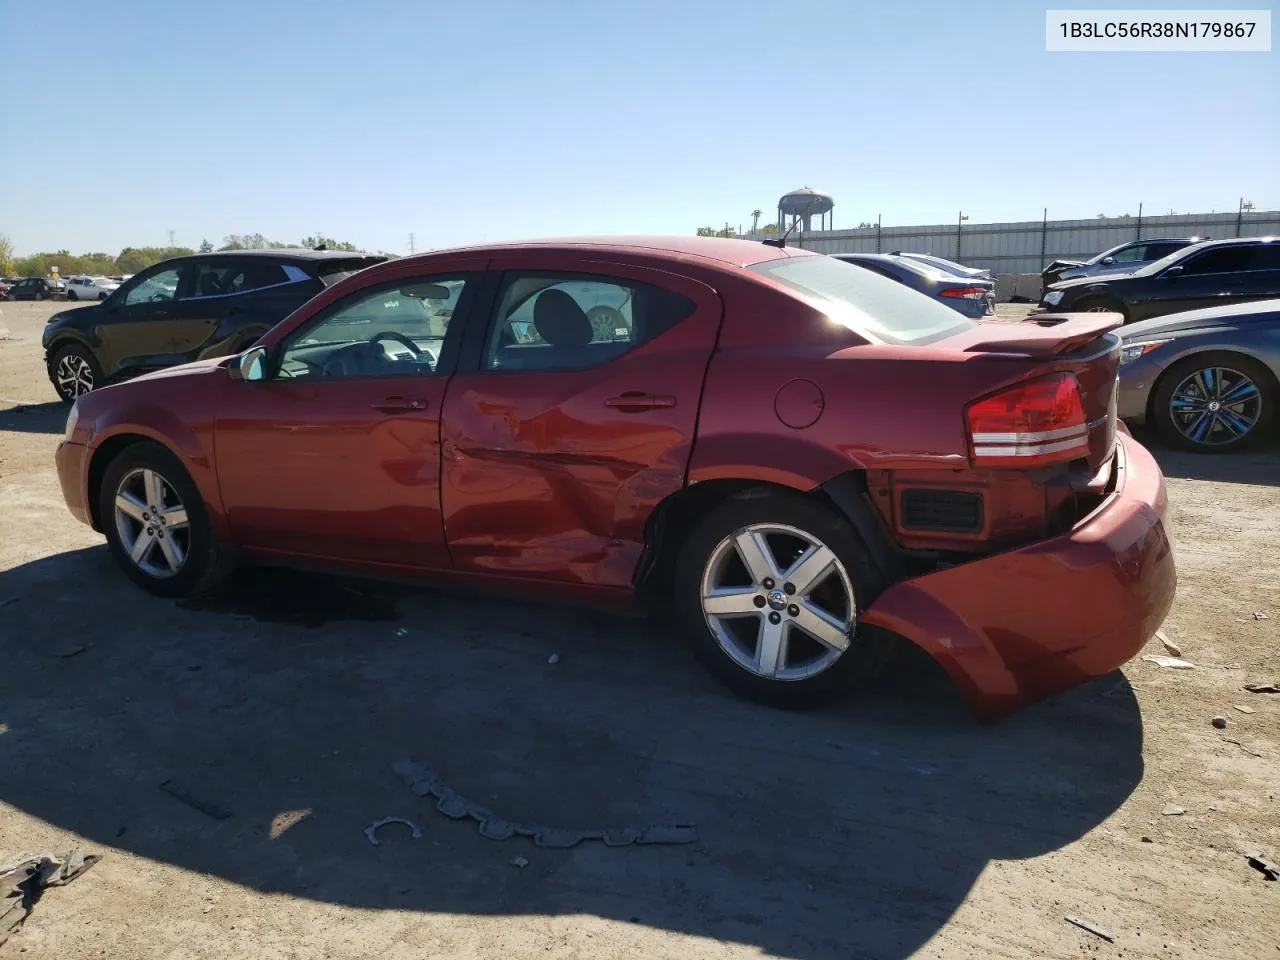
[605,392,676,412]
[371,396,426,413]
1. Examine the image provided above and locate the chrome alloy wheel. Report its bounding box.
[1170,366,1261,446]
[699,523,857,681]
[113,468,191,578]
[55,353,95,398]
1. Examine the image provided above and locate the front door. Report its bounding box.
[95,263,194,375]
[214,268,482,570]
[1130,245,1258,322]
[440,257,722,589]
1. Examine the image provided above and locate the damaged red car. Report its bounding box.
[55,237,1175,721]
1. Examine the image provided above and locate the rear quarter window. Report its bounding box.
[750,255,974,346]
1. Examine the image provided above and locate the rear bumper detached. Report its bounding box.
[861,433,1176,723]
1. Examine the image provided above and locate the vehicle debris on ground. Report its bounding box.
[1,850,100,948]
[1143,655,1195,669]
[393,759,697,848]
[1246,851,1279,881]
[1065,915,1115,942]
[364,816,423,846]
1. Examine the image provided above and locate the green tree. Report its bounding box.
[198,238,213,253]
[695,226,738,239]
[300,234,359,252]
[0,233,14,275]
[116,246,195,274]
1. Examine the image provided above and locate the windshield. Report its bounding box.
[1132,241,1211,277]
[750,255,975,345]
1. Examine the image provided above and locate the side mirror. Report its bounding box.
[229,345,267,382]
[1101,256,1115,265]
[1163,265,1185,279]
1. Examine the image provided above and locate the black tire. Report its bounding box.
[1076,296,1128,322]
[67,289,79,301]
[47,342,104,404]
[98,292,108,301]
[1151,351,1276,453]
[98,441,236,598]
[673,488,888,710]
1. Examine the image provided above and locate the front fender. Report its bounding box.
[86,401,229,540]
[687,432,864,491]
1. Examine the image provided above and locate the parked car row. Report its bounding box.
[53,235,1175,721]
[1042,237,1203,291]
[5,276,66,300]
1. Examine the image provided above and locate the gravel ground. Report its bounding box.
[1,300,1277,960]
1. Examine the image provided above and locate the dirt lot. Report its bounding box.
[1,300,1277,960]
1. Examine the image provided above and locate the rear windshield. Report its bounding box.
[750,255,976,345]
[315,257,387,287]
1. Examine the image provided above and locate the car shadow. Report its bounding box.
[1132,426,1280,486]
[0,401,65,436]
[0,547,1144,960]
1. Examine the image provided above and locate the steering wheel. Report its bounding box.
[370,330,431,368]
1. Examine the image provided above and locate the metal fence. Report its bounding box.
[778,210,1280,276]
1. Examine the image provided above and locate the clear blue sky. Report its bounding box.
[1,0,1276,255]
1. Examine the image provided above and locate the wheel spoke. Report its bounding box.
[143,470,164,509]
[733,530,779,584]
[1195,369,1214,399]
[129,529,155,564]
[163,506,189,530]
[792,601,852,652]
[782,545,836,596]
[1170,394,1206,411]
[115,492,147,523]
[703,588,760,617]
[156,533,184,572]
[755,618,787,677]
[1218,408,1255,437]
[1220,379,1258,404]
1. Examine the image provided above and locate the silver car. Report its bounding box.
[1117,298,1280,451]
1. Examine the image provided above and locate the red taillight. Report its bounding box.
[940,286,990,300]
[966,373,1089,468]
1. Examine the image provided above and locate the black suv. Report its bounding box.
[42,249,385,402]
[7,277,65,301]
[1037,237,1280,324]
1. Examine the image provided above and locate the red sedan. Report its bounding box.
[54,237,1175,721]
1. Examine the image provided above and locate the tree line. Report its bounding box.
[1,233,387,279]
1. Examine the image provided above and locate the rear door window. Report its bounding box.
[1182,247,1255,275]
[1246,244,1280,270]
[750,255,973,345]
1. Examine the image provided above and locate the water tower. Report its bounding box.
[777,187,834,235]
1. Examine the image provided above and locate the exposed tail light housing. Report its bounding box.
[940,286,991,300]
[966,373,1090,468]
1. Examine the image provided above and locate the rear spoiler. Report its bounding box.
[964,312,1123,356]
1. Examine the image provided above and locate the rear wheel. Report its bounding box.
[48,343,103,403]
[1152,352,1275,452]
[674,489,887,709]
[66,289,79,301]
[1077,296,1128,322]
[98,442,235,598]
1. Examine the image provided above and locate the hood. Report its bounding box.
[1121,298,1280,340]
[1048,272,1137,293]
[125,356,230,386]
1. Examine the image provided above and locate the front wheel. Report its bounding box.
[67,290,79,301]
[674,489,887,709]
[1152,352,1275,452]
[48,343,104,403]
[98,442,235,598]
[1077,296,1128,322]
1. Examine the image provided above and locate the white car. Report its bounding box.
[64,275,120,301]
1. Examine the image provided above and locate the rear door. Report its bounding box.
[1127,245,1257,322]
[440,255,722,588]
[180,258,317,361]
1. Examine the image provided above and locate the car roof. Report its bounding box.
[404,235,809,269]
[833,252,934,276]
[189,248,385,262]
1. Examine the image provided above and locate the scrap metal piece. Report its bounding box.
[392,759,697,849]
[1,851,100,948]
[1142,655,1195,670]
[159,780,231,820]
[1244,683,1279,694]
[364,816,422,846]
[1246,851,1279,881]
[1065,915,1115,943]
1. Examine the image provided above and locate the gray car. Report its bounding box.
[831,253,996,318]
[1042,238,1202,292]
[1117,298,1280,452]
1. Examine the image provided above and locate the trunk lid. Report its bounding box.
[941,313,1122,469]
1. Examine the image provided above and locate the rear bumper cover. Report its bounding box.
[862,432,1175,723]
